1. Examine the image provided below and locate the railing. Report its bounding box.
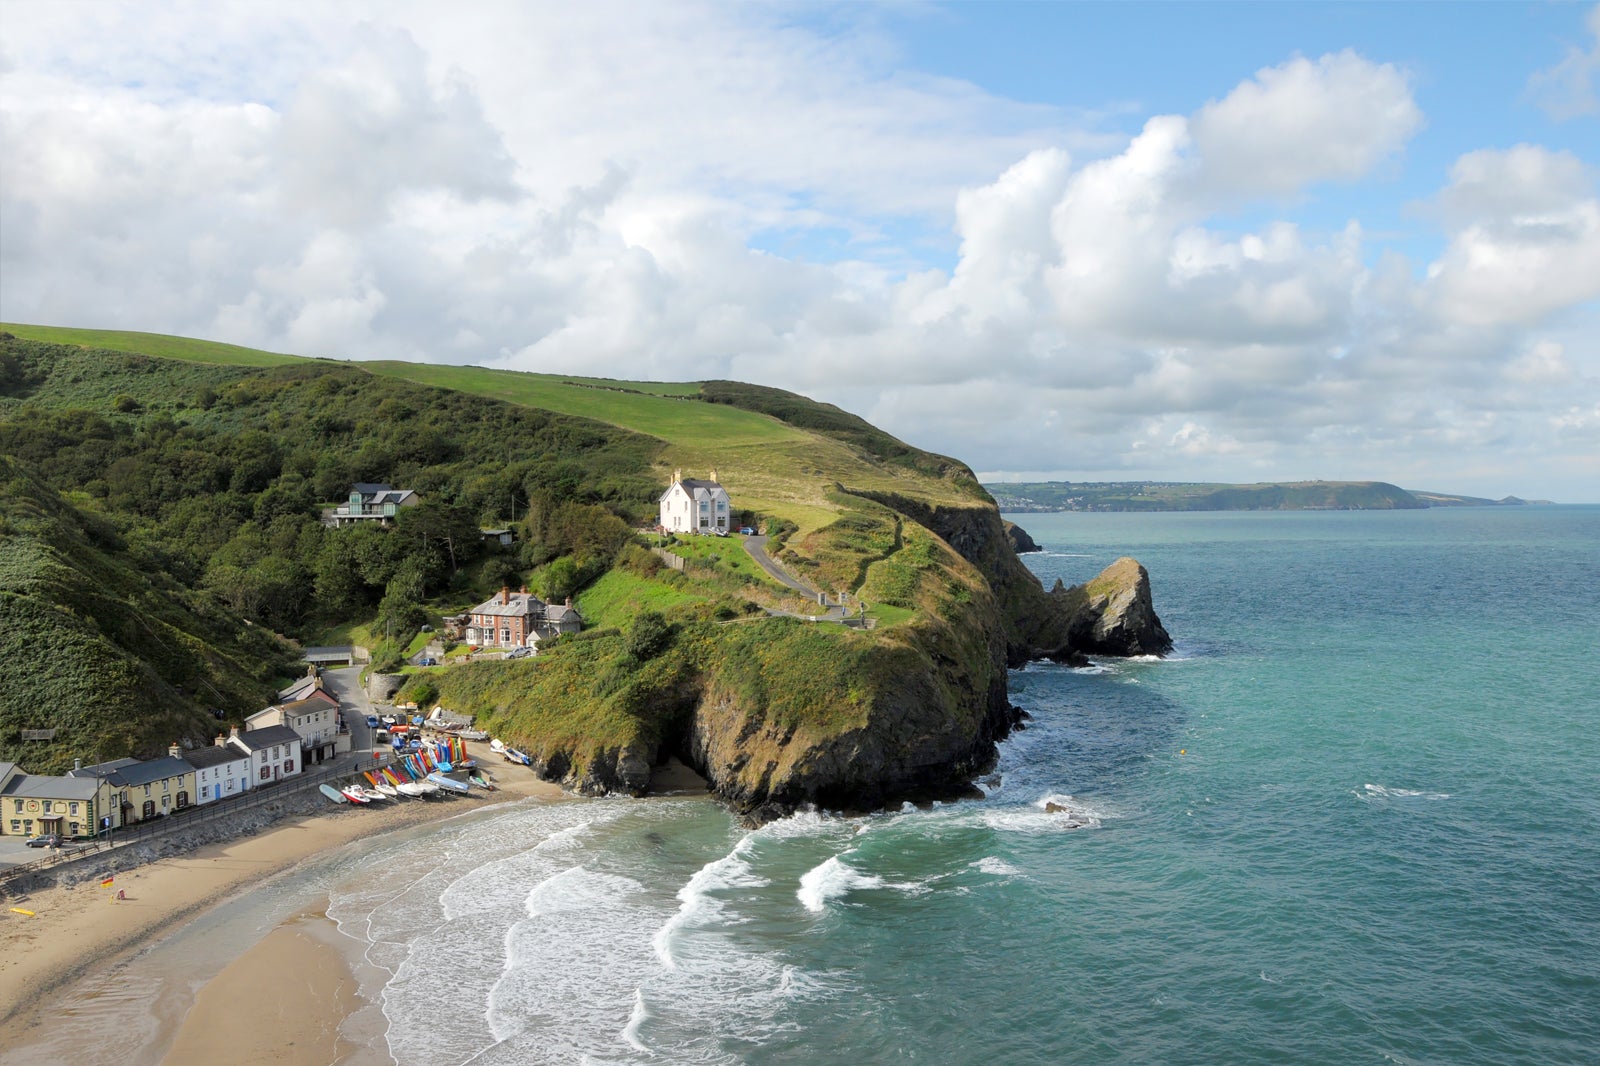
[0,760,378,890]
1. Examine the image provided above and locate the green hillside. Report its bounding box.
[0,456,299,771]
[1,325,1134,818]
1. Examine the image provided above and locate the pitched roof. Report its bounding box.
[469,590,545,618]
[182,746,248,770]
[3,771,104,797]
[69,757,140,779]
[104,756,194,787]
[229,725,302,752]
[1,774,105,801]
[352,482,394,495]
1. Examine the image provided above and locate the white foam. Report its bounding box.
[797,854,886,912]
[981,794,1106,833]
[652,835,767,970]
[620,988,650,1053]
[1361,783,1451,800]
[973,856,1022,876]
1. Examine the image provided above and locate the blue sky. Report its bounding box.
[2,1,1597,499]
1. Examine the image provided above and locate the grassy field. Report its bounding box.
[2,323,306,367]
[2,323,982,539]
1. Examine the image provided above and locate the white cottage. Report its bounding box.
[659,470,731,534]
[183,743,253,804]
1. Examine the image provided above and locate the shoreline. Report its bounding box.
[0,747,571,1058]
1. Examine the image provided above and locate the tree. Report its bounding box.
[625,611,673,661]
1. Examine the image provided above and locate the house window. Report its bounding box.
[201,785,210,800]
[260,767,271,780]
[176,792,189,809]
[70,802,79,815]
[142,800,155,819]
[42,801,52,813]
[144,785,151,797]
[11,801,20,814]
[283,760,294,774]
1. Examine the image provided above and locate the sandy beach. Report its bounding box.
[0,751,570,1063]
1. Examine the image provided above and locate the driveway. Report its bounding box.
[321,665,377,755]
[741,535,850,620]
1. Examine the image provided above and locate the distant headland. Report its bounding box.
[985,480,1554,513]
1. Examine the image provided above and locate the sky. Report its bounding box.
[2,1,1597,501]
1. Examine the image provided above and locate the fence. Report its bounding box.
[0,760,369,889]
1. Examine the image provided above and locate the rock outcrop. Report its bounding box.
[1004,521,1042,554]
[1064,557,1172,657]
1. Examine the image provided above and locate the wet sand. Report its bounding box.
[0,752,568,1062]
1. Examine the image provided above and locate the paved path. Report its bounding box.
[741,535,851,620]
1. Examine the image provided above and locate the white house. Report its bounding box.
[246,690,343,765]
[226,725,303,785]
[183,742,253,804]
[659,469,731,534]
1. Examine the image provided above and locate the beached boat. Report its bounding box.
[341,785,370,803]
[319,783,348,804]
[374,782,400,799]
[456,729,490,741]
[395,781,428,798]
[360,787,392,802]
[504,747,532,766]
[469,771,497,791]
[489,738,506,754]
[427,771,472,794]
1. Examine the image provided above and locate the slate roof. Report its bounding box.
[352,482,394,495]
[230,725,302,751]
[1,774,104,801]
[104,756,194,788]
[182,746,248,770]
[469,590,545,619]
[68,757,140,779]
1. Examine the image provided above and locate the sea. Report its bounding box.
[14,506,1599,1065]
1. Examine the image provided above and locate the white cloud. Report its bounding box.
[1425,146,1600,326]
[1527,4,1600,120]
[1191,50,1422,197]
[0,5,1597,500]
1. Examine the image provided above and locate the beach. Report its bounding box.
[0,751,569,1064]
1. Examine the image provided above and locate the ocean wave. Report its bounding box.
[620,988,650,1053]
[653,835,768,970]
[1359,783,1452,801]
[981,794,1106,833]
[973,856,1023,876]
[797,854,887,912]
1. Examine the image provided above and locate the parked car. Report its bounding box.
[366,715,380,728]
[417,657,436,666]
[507,646,533,659]
[25,833,63,848]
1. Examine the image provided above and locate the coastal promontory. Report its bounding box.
[0,327,1171,822]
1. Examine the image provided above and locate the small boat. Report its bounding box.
[374,783,400,799]
[504,747,532,766]
[341,785,370,803]
[360,787,392,802]
[457,729,489,741]
[489,738,506,754]
[395,781,427,798]
[319,783,349,804]
[427,772,472,794]
[469,771,497,791]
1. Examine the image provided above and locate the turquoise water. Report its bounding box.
[18,507,1596,1065]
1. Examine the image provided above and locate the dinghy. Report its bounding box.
[319,783,349,804]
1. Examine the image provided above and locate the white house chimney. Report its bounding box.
[74,757,82,771]
[215,733,226,748]
[673,468,682,484]
[709,468,717,483]
[168,741,182,758]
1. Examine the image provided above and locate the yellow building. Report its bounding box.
[69,749,198,825]
[1,764,120,839]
